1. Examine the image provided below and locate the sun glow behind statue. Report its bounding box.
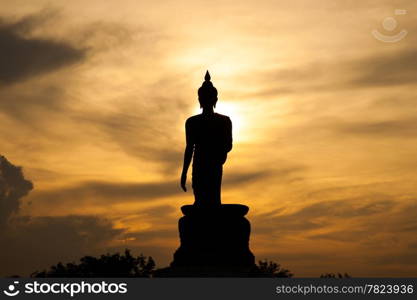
[192,100,247,143]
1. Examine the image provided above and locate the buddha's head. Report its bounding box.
[198,71,218,109]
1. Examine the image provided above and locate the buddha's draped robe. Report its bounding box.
[185,113,232,207]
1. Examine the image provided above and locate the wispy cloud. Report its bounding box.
[0,10,86,85]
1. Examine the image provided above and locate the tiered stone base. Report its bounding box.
[155,204,256,277]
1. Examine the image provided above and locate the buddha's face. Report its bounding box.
[198,96,218,109]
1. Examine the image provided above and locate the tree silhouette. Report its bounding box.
[320,273,351,278]
[250,259,293,277]
[29,249,297,278]
[32,249,155,278]
[29,249,354,278]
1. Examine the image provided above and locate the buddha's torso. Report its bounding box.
[186,113,231,166]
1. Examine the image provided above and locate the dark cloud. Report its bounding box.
[223,166,304,189]
[254,197,417,276]
[370,95,417,111]
[395,202,417,233]
[0,156,126,276]
[408,241,417,249]
[258,251,336,264]
[308,229,371,242]
[0,11,87,84]
[370,252,417,267]
[305,116,417,139]
[0,156,123,276]
[0,85,66,123]
[293,114,417,141]
[72,89,191,174]
[306,182,395,199]
[282,198,417,256]
[136,204,177,217]
[239,47,417,100]
[223,169,272,186]
[125,228,177,243]
[238,63,328,98]
[334,118,417,138]
[253,197,396,236]
[1,215,123,277]
[31,180,181,203]
[349,49,417,88]
[0,9,140,123]
[27,169,273,209]
[0,155,33,226]
[291,198,394,218]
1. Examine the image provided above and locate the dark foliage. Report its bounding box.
[250,259,293,277]
[30,249,354,278]
[32,249,155,278]
[320,273,351,278]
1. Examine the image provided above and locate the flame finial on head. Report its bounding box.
[198,70,217,99]
[204,70,211,81]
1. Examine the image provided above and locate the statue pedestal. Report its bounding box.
[156,204,255,277]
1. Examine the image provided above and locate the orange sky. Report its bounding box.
[1,0,417,277]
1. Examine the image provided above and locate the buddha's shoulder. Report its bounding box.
[185,115,201,128]
[214,113,231,124]
[186,114,200,123]
[186,113,230,124]
[214,113,230,120]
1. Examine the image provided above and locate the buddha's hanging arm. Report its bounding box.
[180,119,194,192]
[225,117,233,153]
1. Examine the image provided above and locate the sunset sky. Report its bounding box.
[1,0,417,277]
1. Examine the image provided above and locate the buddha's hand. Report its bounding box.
[180,171,187,192]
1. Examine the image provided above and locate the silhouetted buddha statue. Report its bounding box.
[155,71,254,275]
[180,71,232,207]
